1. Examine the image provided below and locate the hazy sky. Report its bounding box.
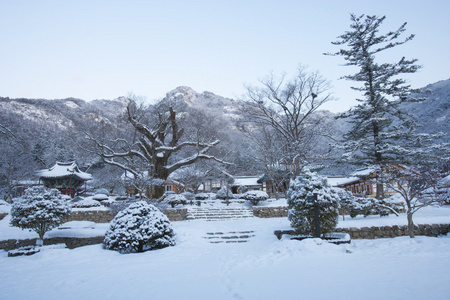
[1,0,449,112]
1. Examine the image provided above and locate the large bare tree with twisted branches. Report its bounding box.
[86,99,230,198]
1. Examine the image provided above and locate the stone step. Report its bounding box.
[186,207,254,221]
[203,231,256,244]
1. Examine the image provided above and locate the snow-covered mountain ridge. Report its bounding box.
[1,78,448,148]
[402,78,450,142]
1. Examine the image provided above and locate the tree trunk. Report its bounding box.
[152,184,166,199]
[376,183,384,199]
[407,211,415,238]
[37,231,45,246]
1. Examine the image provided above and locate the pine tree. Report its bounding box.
[104,201,175,253]
[326,14,444,198]
[287,170,340,236]
[10,186,71,246]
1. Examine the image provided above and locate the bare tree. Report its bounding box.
[86,99,230,198]
[245,125,289,198]
[0,123,38,202]
[242,66,334,182]
[380,165,447,238]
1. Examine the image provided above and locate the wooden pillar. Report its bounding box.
[69,177,73,198]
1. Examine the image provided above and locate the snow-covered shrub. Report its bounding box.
[243,190,269,205]
[95,188,110,196]
[287,171,339,236]
[238,185,249,193]
[109,201,135,214]
[337,189,401,218]
[10,186,71,245]
[195,193,210,200]
[181,192,195,201]
[71,198,101,208]
[215,187,234,200]
[115,195,128,201]
[92,194,109,201]
[164,193,188,208]
[104,201,175,253]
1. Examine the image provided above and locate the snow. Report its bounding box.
[1,206,450,299]
[0,200,10,214]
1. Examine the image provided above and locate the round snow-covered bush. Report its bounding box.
[337,188,400,218]
[195,193,210,200]
[164,193,188,208]
[215,187,234,200]
[243,190,269,205]
[93,193,109,201]
[95,188,110,196]
[238,185,249,193]
[71,198,101,208]
[10,186,71,243]
[104,201,175,253]
[181,192,195,201]
[287,171,339,236]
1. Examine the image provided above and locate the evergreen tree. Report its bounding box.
[10,186,71,246]
[104,201,175,253]
[326,14,444,198]
[287,170,340,236]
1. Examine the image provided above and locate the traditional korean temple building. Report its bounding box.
[334,165,406,198]
[37,162,92,197]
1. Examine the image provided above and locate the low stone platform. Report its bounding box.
[204,231,256,243]
[186,207,254,221]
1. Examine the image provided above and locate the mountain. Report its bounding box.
[402,78,450,143]
[0,96,129,131]
[0,79,448,175]
[161,86,243,124]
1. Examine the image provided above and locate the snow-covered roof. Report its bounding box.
[350,167,376,177]
[327,167,376,187]
[233,176,262,187]
[326,176,359,187]
[38,162,92,181]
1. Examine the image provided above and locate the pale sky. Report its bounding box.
[1,0,449,112]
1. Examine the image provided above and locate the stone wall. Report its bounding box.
[0,236,105,251]
[335,224,450,239]
[65,210,116,223]
[66,208,189,223]
[66,207,190,222]
[164,208,188,221]
[253,206,289,218]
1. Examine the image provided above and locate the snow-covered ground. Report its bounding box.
[1,206,450,299]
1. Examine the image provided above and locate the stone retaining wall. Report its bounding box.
[65,210,116,223]
[253,206,289,218]
[0,236,105,251]
[65,208,189,222]
[335,224,450,239]
[164,208,188,221]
